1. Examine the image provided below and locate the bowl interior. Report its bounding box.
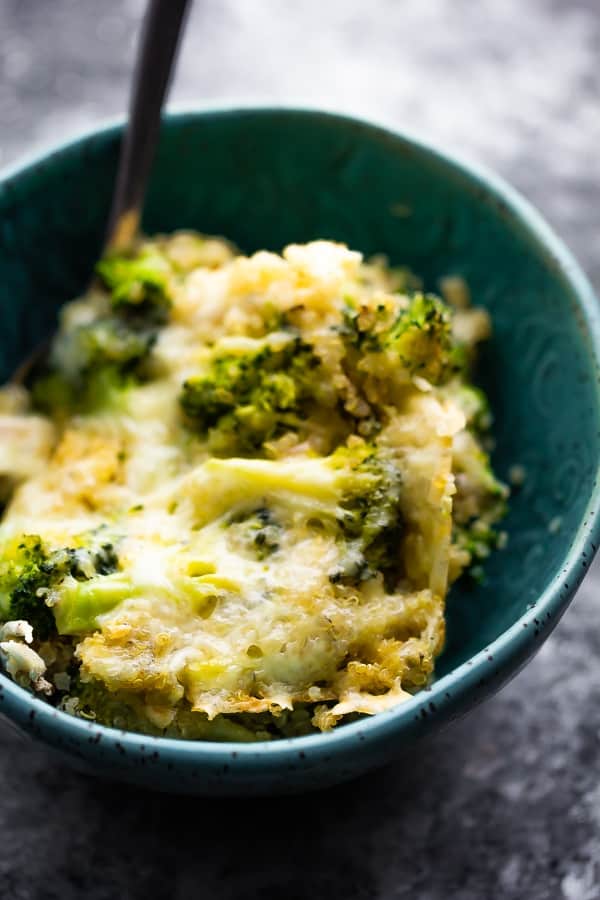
[0,109,598,682]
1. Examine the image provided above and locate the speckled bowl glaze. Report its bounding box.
[0,108,599,796]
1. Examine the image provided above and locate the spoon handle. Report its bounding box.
[105,0,191,253]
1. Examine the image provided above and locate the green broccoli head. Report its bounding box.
[0,535,57,639]
[384,293,454,382]
[32,316,156,415]
[453,520,504,584]
[96,248,172,325]
[0,535,120,640]
[66,675,151,732]
[329,449,403,588]
[343,293,466,385]
[66,677,279,740]
[180,338,325,454]
[227,506,282,560]
[55,318,155,374]
[32,247,173,417]
[53,571,132,635]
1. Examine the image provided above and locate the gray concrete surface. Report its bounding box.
[1,1,599,897]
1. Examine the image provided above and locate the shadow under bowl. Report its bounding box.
[0,107,598,795]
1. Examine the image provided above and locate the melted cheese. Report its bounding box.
[0,236,504,734]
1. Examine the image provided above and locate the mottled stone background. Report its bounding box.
[1,1,599,897]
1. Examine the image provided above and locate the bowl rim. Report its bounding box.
[1,105,599,768]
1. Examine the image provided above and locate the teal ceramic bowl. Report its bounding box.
[0,108,599,795]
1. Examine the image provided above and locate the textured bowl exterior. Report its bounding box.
[0,108,598,795]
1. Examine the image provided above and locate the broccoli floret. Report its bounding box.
[32,317,156,415]
[227,506,282,560]
[342,293,465,385]
[383,293,461,384]
[454,520,504,583]
[0,535,120,640]
[31,248,172,416]
[96,248,172,324]
[67,676,270,741]
[329,450,403,588]
[54,572,132,635]
[0,536,58,640]
[454,521,500,559]
[92,542,119,576]
[180,338,324,454]
[66,676,154,732]
[54,318,155,374]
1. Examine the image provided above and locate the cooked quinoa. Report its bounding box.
[0,234,507,740]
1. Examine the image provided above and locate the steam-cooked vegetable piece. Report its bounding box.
[180,336,329,454]
[96,247,172,323]
[329,448,403,587]
[0,534,120,640]
[343,292,467,385]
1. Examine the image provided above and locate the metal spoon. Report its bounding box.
[12,0,191,385]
